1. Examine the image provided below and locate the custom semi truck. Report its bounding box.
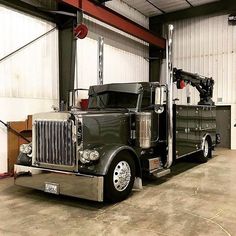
[14,25,219,202]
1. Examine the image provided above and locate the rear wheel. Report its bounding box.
[104,153,135,202]
[199,137,212,163]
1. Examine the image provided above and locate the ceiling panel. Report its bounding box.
[152,0,189,13]
[123,0,162,17]
[189,0,220,6]
[122,0,220,17]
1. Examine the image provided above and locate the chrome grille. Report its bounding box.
[35,120,75,166]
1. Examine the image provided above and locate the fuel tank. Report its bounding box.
[136,112,152,149]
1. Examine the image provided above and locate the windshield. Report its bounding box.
[88,91,138,109]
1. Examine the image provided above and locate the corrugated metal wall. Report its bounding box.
[103,44,149,84]
[75,0,149,93]
[0,5,59,173]
[75,34,149,90]
[171,13,236,149]
[171,14,236,106]
[0,6,58,100]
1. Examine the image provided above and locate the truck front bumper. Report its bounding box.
[14,164,104,202]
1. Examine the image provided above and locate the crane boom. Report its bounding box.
[173,68,215,106]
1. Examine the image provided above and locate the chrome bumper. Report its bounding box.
[14,164,104,202]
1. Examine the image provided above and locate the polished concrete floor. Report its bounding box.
[0,148,236,236]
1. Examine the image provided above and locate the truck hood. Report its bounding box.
[32,109,129,121]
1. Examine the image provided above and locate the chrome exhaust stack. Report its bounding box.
[165,24,174,168]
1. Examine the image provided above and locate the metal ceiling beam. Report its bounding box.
[185,0,193,7]
[58,0,166,49]
[150,0,236,24]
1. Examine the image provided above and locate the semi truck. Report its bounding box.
[14,25,219,202]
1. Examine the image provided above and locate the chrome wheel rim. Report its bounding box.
[113,161,131,192]
[204,141,209,157]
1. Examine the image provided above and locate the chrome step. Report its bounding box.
[152,168,171,178]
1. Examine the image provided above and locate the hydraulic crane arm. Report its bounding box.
[173,68,215,106]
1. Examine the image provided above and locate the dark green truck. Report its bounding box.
[14,81,218,202]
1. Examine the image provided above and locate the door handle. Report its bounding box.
[234,124,236,127]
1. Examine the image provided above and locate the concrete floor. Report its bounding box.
[0,148,236,236]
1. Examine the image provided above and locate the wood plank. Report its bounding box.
[7,116,32,173]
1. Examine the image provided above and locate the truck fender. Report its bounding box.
[201,133,213,150]
[95,144,142,178]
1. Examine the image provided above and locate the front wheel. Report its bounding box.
[199,138,212,163]
[104,154,135,202]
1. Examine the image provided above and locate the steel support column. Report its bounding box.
[149,22,164,82]
[58,17,77,107]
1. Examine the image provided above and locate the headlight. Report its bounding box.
[79,149,100,164]
[80,156,90,164]
[83,150,91,160]
[89,150,99,161]
[20,143,32,154]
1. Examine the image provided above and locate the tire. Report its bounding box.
[104,153,136,203]
[199,137,212,163]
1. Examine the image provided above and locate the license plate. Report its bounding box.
[44,182,59,195]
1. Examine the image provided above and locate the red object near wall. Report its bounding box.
[80,99,89,110]
[74,23,88,39]
[179,80,186,89]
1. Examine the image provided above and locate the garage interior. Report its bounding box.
[0,0,236,235]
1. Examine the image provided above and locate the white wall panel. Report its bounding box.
[0,5,58,99]
[171,14,236,106]
[104,44,149,84]
[75,37,98,89]
[0,5,59,173]
[75,37,149,93]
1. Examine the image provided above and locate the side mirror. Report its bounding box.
[155,86,165,105]
[154,86,165,114]
[69,91,74,108]
[68,90,78,109]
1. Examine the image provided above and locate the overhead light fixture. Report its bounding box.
[91,0,112,4]
[228,14,236,25]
